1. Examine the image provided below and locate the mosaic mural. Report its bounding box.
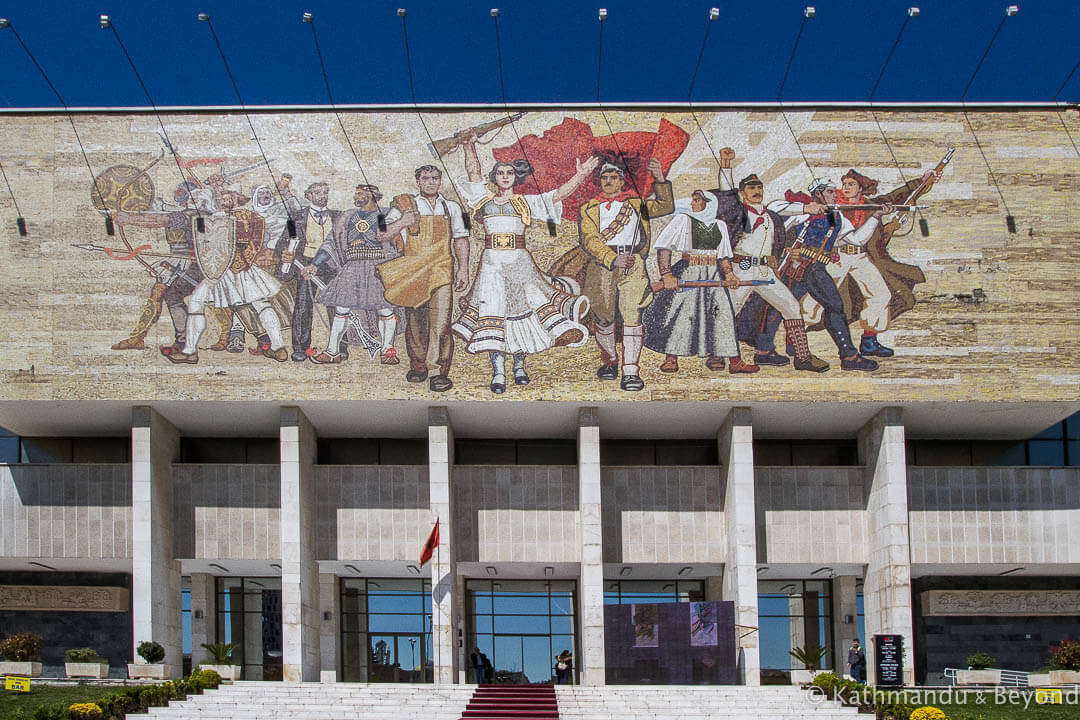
[0,108,1077,402]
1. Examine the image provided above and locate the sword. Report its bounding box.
[293,261,327,291]
[294,263,380,359]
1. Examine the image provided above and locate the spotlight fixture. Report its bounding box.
[678,566,693,577]
[196,216,205,233]
[407,564,421,575]
[1006,215,1017,234]
[598,8,608,20]
[323,611,332,621]
[0,19,9,28]
[286,218,297,238]
[105,214,115,236]
[397,8,407,17]
[193,609,204,619]
[99,15,111,29]
[908,7,920,16]
[302,12,313,23]
[197,13,210,22]
[811,566,835,578]
[919,218,930,236]
[757,566,769,575]
[709,7,719,20]
[619,566,632,576]
[345,564,362,574]
[208,562,230,573]
[485,566,497,576]
[28,561,57,570]
[269,562,282,570]
[544,566,554,577]
[804,6,816,18]
[1005,5,1018,16]
[17,217,27,236]
[998,566,1025,576]
[490,8,500,17]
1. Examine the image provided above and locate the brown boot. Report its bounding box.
[729,356,759,374]
[659,355,679,373]
[262,347,289,362]
[784,318,830,373]
[111,335,146,350]
[705,356,726,371]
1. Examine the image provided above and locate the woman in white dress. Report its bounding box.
[452,137,598,393]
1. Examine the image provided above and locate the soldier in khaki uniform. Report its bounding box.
[377,166,470,393]
[578,156,674,391]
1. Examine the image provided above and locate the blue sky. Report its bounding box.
[0,0,1077,108]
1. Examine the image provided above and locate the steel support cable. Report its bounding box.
[305,14,388,223]
[199,14,292,215]
[398,10,469,210]
[1052,55,1080,158]
[104,18,206,227]
[595,14,649,208]
[960,10,1016,232]
[867,12,931,234]
[686,10,722,171]
[4,21,111,231]
[776,13,819,185]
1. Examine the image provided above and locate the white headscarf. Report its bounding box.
[250,184,291,247]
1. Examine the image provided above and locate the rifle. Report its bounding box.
[428,113,526,159]
[649,279,774,293]
[825,204,928,211]
[883,146,954,237]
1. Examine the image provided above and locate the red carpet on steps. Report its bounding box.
[460,684,560,720]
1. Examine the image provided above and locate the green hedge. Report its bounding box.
[5,669,221,720]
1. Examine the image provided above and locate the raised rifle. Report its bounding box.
[428,113,526,159]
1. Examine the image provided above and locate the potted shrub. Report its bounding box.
[0,632,43,677]
[957,652,1000,685]
[65,647,109,678]
[1048,639,1080,685]
[197,641,242,682]
[127,640,171,680]
[789,644,828,684]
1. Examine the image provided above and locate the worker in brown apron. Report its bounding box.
[376,165,471,393]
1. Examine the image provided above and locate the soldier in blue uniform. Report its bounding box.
[745,179,878,371]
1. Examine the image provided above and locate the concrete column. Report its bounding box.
[189,573,216,667]
[428,407,458,684]
[131,407,182,678]
[858,407,914,686]
[718,407,759,686]
[280,407,320,682]
[832,575,859,675]
[577,407,605,686]
[319,572,339,682]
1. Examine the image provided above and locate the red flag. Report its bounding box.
[419,519,439,566]
[492,117,690,221]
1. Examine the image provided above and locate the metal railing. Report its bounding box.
[944,667,1029,687]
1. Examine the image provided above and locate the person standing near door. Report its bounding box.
[555,649,573,684]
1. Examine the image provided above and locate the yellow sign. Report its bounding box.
[1036,688,1063,705]
[4,675,30,692]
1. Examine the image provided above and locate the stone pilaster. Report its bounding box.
[131,407,182,677]
[428,407,458,684]
[858,407,914,685]
[280,407,320,682]
[832,575,859,675]
[319,572,339,681]
[577,407,605,685]
[189,573,216,667]
[718,407,759,685]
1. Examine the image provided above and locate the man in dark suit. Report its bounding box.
[276,182,342,361]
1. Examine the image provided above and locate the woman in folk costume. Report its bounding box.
[452,136,598,394]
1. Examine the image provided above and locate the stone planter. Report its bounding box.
[790,669,819,684]
[956,669,1001,685]
[127,663,171,680]
[1049,670,1080,685]
[66,662,109,679]
[197,664,241,682]
[0,661,42,677]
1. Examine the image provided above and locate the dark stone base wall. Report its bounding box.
[0,571,132,678]
[913,576,1080,684]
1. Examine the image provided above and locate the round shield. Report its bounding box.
[91,165,155,213]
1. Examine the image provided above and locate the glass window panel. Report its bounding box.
[495,615,549,634]
[1033,422,1065,440]
[1066,414,1080,439]
[367,594,422,614]
[758,616,793,670]
[493,593,550,615]
[759,596,797,617]
[369,578,425,593]
[549,593,575,616]
[0,437,18,464]
[472,615,493,634]
[603,593,621,605]
[523,635,554,684]
[1068,441,1080,466]
[619,580,670,593]
[1028,440,1065,466]
[472,594,493,614]
[974,441,1026,466]
[546,580,576,593]
[494,635,523,676]
[550,614,573,635]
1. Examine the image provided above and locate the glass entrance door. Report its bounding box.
[369,633,425,682]
[341,578,432,682]
[468,580,576,684]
